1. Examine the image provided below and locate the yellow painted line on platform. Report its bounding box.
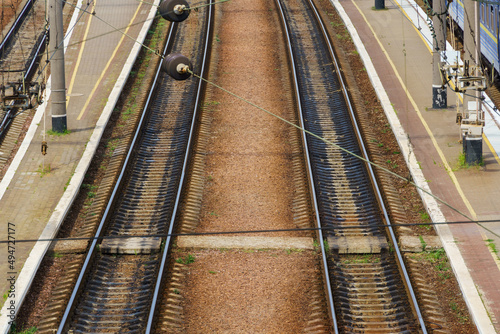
[351,0,500,268]
[77,2,143,120]
[66,1,97,107]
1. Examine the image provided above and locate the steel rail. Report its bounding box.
[145,0,214,331]
[305,0,428,331]
[274,0,338,331]
[56,21,179,334]
[0,110,13,140]
[278,0,427,333]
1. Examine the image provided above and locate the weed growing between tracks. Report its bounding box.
[410,250,473,326]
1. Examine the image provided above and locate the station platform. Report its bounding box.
[0,0,158,331]
[331,0,500,332]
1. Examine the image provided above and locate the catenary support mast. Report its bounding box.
[432,0,447,108]
[49,0,67,132]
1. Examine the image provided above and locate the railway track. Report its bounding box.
[276,0,426,331]
[49,2,214,333]
[0,0,43,69]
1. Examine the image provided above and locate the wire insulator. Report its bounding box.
[41,141,48,155]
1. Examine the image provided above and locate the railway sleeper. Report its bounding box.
[80,300,149,309]
[340,307,410,317]
[336,283,403,292]
[342,325,415,333]
[336,295,405,303]
[74,311,147,320]
[327,235,388,253]
[73,322,142,332]
[88,280,153,288]
[81,296,150,307]
[334,275,399,284]
[100,236,162,254]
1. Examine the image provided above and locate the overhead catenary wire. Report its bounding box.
[0,0,49,137]
[60,0,160,55]
[188,67,500,240]
[1,218,500,244]
[135,0,228,9]
[388,0,500,147]
[372,0,500,239]
[32,0,100,83]
[24,0,500,225]
[4,0,229,141]
[31,0,96,153]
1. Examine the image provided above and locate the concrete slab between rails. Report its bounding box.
[399,235,442,252]
[101,237,162,254]
[331,0,496,332]
[50,239,89,254]
[176,236,315,250]
[327,236,388,254]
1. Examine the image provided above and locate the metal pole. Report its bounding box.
[462,0,482,164]
[432,0,447,108]
[49,0,67,132]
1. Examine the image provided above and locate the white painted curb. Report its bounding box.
[330,0,495,332]
[0,1,160,332]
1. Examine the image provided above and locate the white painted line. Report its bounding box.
[330,1,496,332]
[0,1,160,332]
